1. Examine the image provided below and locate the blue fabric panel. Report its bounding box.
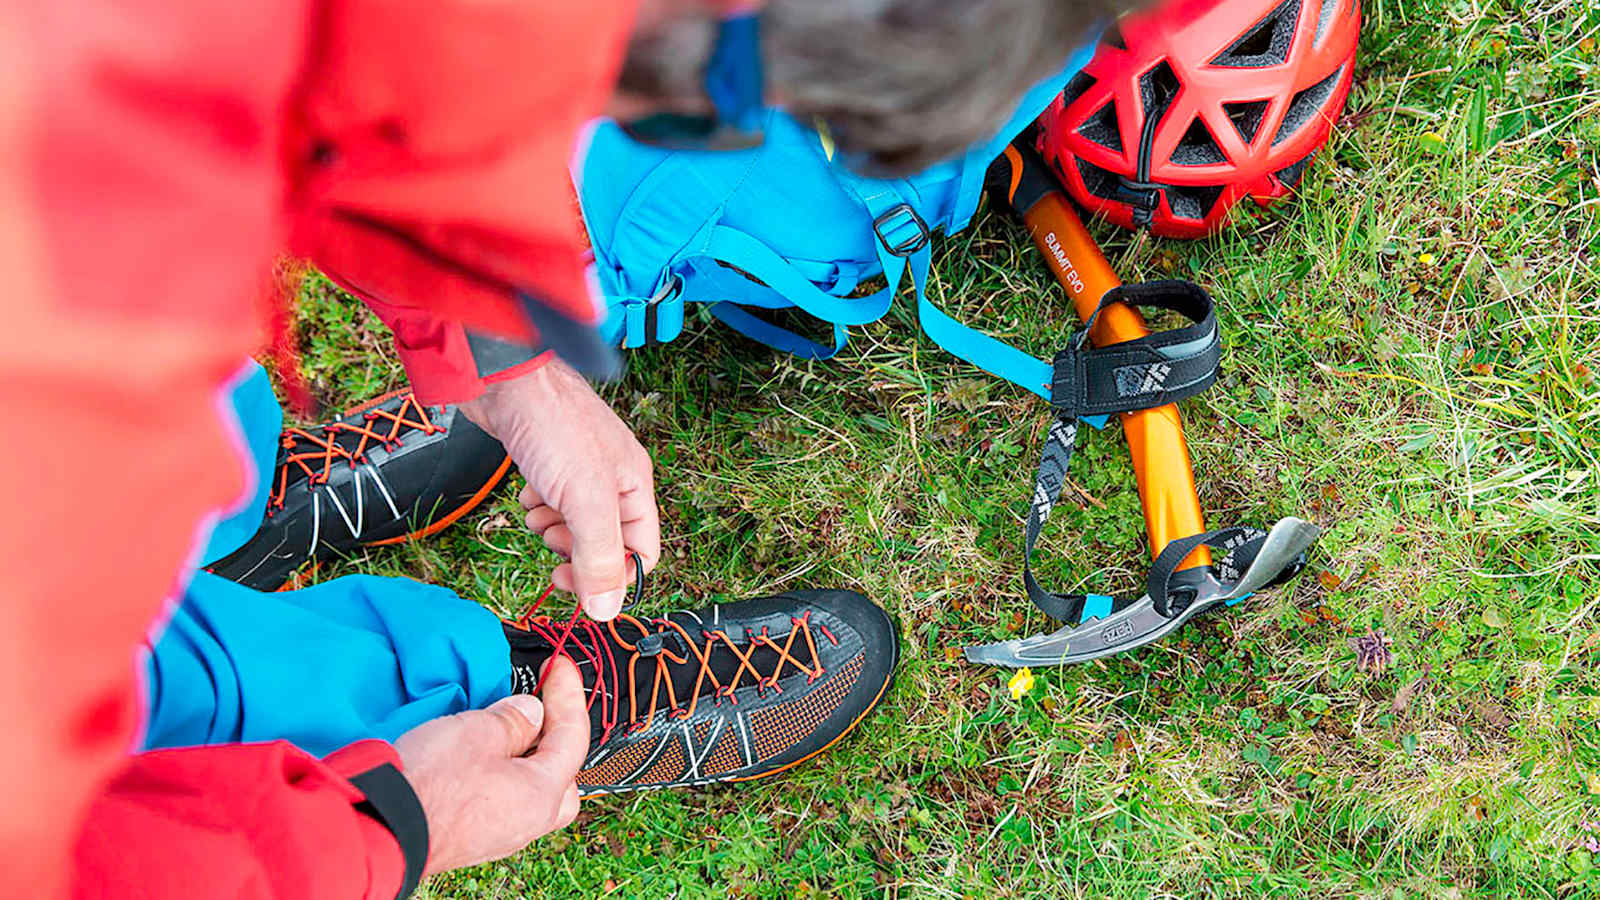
[197,362,281,566]
[144,572,512,756]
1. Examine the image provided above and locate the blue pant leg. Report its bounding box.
[198,361,282,567]
[144,572,514,756]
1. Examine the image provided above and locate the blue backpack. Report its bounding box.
[575,45,1099,400]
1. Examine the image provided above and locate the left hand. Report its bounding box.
[459,358,660,620]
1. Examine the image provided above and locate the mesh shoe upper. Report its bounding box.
[205,390,510,590]
[505,589,897,794]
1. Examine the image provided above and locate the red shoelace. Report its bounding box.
[268,394,444,517]
[509,583,838,750]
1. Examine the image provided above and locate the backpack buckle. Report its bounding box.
[872,203,930,257]
[631,274,683,348]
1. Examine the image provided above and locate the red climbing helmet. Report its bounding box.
[1038,0,1360,238]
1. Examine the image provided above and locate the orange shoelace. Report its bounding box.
[267,395,444,517]
[509,583,840,749]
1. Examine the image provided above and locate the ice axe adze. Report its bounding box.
[963,136,1319,667]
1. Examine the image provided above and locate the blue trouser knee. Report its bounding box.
[142,362,512,756]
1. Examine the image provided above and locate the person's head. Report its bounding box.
[616,0,1131,175]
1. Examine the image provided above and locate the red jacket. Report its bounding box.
[1,0,634,895]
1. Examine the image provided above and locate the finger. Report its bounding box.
[550,562,576,595]
[524,504,563,535]
[540,523,575,560]
[526,657,589,780]
[550,555,637,598]
[519,484,544,510]
[618,484,662,576]
[483,694,545,758]
[559,489,627,620]
[556,783,580,828]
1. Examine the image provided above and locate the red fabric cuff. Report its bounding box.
[481,350,553,388]
[325,741,410,900]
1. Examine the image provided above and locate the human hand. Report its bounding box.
[394,657,589,876]
[460,358,660,620]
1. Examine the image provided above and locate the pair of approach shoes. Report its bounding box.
[203,390,511,591]
[205,388,899,793]
[505,589,897,796]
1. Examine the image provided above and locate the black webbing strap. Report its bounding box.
[1023,280,1222,624]
[349,762,429,900]
[1143,522,1304,617]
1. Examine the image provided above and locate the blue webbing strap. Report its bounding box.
[833,168,1058,399]
[703,226,895,326]
[706,302,847,359]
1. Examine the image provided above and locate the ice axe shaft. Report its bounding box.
[995,143,1210,570]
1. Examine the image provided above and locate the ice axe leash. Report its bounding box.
[963,137,1320,667]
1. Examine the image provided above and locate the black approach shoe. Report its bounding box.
[205,390,510,591]
[504,589,898,795]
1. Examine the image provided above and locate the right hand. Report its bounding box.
[395,657,589,876]
[458,358,660,621]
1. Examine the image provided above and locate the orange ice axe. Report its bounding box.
[965,138,1319,667]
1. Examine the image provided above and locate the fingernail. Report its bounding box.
[503,693,543,719]
[586,589,626,621]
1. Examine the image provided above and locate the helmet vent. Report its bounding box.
[1101,22,1127,51]
[1138,61,1182,125]
[1077,101,1124,153]
[1224,100,1271,144]
[1211,0,1301,68]
[1313,0,1342,47]
[1061,71,1097,108]
[1275,150,1317,188]
[1171,117,1225,165]
[1073,157,1122,203]
[1164,183,1225,221]
[1272,62,1347,145]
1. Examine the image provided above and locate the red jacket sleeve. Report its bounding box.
[284,0,636,404]
[331,272,555,406]
[74,741,415,900]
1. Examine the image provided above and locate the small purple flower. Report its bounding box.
[1349,628,1394,675]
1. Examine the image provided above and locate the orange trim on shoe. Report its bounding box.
[366,454,512,547]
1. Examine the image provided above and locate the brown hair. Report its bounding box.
[619,0,1126,175]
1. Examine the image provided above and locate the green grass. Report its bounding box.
[288,1,1600,895]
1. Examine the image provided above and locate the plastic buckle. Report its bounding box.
[1048,347,1078,413]
[648,273,683,308]
[872,203,931,257]
[639,274,682,348]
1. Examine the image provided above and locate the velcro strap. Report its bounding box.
[1049,280,1220,420]
[1021,279,1222,625]
[349,763,429,900]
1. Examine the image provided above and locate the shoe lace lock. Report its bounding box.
[635,632,667,657]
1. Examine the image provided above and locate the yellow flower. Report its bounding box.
[1007,667,1036,701]
[1419,253,1436,266]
